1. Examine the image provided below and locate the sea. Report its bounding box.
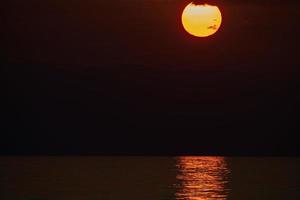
[1,157,300,200]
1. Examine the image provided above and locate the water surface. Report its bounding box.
[1,157,300,200]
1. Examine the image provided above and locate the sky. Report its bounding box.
[3,0,300,66]
[2,0,300,155]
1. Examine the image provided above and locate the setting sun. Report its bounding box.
[182,3,222,37]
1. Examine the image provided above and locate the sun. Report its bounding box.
[181,3,222,37]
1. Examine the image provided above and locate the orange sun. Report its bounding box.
[181,3,222,37]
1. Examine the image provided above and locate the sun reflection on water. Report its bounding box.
[175,157,230,200]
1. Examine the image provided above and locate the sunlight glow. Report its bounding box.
[181,3,222,37]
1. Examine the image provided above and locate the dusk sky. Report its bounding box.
[2,0,300,155]
[3,0,300,66]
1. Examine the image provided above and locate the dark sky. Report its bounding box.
[3,0,300,66]
[2,0,300,155]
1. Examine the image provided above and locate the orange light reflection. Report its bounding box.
[175,157,230,200]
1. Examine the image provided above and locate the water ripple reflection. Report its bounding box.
[175,157,230,200]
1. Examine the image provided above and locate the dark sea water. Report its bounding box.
[1,157,300,200]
